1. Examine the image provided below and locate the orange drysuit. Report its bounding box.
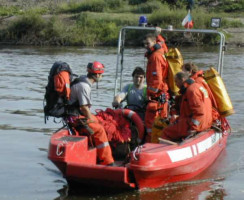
[68,114,114,165]
[86,115,114,165]
[162,80,212,141]
[156,35,168,54]
[191,70,219,121]
[145,48,169,142]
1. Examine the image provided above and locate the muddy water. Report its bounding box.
[0,45,243,200]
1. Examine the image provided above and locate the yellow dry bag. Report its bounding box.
[151,116,168,143]
[166,48,183,95]
[204,67,234,117]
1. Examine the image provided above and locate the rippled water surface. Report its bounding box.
[0,45,243,200]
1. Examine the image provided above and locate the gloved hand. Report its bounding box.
[188,130,197,135]
[159,93,170,104]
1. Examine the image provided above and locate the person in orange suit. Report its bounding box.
[68,61,114,166]
[144,33,169,142]
[182,62,219,121]
[161,72,212,141]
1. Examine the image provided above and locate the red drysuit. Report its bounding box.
[162,81,212,141]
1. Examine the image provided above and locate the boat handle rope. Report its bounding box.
[56,143,64,156]
[133,145,142,161]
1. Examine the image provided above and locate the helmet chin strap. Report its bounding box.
[92,74,102,90]
[92,74,102,82]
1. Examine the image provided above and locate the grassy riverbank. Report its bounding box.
[0,0,243,46]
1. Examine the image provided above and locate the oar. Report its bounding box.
[158,138,178,145]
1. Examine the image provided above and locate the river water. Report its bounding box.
[0,45,243,200]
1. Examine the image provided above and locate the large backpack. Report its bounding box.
[44,61,73,122]
[165,48,184,96]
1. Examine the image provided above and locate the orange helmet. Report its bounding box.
[87,61,105,74]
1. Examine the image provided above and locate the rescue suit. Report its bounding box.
[156,35,168,54]
[162,79,212,141]
[145,47,169,142]
[68,76,114,165]
[191,70,219,121]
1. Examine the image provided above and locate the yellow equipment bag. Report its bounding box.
[166,48,183,95]
[151,116,168,143]
[204,67,234,117]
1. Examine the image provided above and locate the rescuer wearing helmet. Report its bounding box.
[68,61,114,166]
[112,67,147,120]
[144,33,169,142]
[161,72,212,141]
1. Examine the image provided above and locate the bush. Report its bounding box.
[0,6,20,16]
[129,0,147,5]
[221,0,244,12]
[133,1,163,13]
[42,16,71,45]
[74,13,120,46]
[57,0,107,13]
[149,4,182,28]
[7,13,46,40]
[221,18,244,28]
[105,0,123,9]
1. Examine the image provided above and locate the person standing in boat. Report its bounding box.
[144,33,169,142]
[161,72,212,141]
[67,61,114,166]
[112,67,147,120]
[182,62,220,121]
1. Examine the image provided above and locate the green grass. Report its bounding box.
[0,0,243,46]
[0,6,20,16]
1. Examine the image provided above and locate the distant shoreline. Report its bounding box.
[0,14,243,47]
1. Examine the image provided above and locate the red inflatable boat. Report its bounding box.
[48,26,231,189]
[48,127,229,189]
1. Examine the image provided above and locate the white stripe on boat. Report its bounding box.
[168,147,193,162]
[192,144,198,156]
[197,132,222,154]
[167,132,222,163]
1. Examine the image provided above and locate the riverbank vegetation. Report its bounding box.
[0,0,243,46]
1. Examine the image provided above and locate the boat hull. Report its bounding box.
[129,130,228,189]
[48,129,228,189]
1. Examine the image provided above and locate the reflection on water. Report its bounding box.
[0,45,244,200]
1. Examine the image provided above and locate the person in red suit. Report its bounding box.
[162,71,212,141]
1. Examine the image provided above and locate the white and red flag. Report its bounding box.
[182,10,194,29]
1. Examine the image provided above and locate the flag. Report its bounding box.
[182,10,194,29]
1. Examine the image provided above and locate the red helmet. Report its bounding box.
[87,61,105,74]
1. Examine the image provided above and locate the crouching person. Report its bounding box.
[67,61,114,166]
[161,72,212,141]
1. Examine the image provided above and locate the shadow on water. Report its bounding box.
[54,178,227,200]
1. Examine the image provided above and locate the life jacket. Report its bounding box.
[44,61,73,122]
[165,48,183,96]
[204,67,234,117]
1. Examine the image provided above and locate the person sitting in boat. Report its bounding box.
[112,67,147,120]
[144,33,169,142]
[182,62,220,121]
[67,61,114,166]
[161,71,212,141]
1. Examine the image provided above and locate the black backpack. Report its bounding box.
[44,61,73,123]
